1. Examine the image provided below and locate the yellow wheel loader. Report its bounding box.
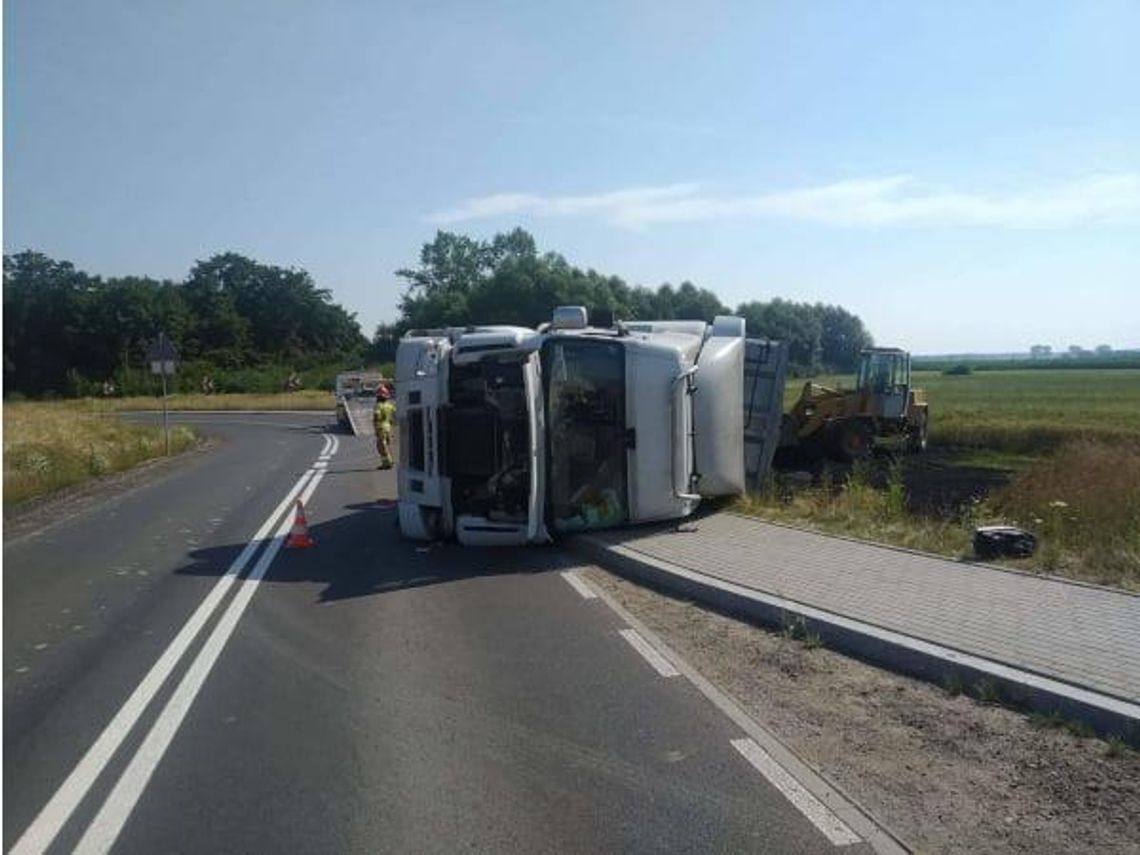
[778,347,928,464]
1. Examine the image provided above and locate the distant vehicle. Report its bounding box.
[334,371,385,429]
[778,347,929,463]
[394,307,788,545]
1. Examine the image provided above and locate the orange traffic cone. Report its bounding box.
[285,499,314,549]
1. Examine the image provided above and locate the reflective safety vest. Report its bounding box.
[373,400,396,433]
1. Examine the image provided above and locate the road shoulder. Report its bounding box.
[584,566,1140,855]
[3,438,219,545]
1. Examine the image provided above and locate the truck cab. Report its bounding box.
[395,308,787,545]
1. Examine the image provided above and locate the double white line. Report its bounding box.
[12,435,339,855]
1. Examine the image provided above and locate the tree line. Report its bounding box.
[382,228,873,374]
[4,230,874,397]
[4,251,366,397]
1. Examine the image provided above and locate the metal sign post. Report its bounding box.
[147,332,180,455]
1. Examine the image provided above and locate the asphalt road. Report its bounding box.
[4,413,877,854]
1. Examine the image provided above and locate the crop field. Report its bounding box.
[785,368,1140,455]
[4,403,200,507]
[765,369,1140,588]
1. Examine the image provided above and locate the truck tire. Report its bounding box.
[835,420,874,463]
[906,411,929,453]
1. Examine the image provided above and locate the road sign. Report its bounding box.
[146,332,180,455]
[147,333,179,375]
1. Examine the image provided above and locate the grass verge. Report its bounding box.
[737,463,975,561]
[3,403,201,507]
[740,440,1140,590]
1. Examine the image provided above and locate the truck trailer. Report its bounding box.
[394,307,788,545]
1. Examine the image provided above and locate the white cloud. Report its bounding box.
[429,183,700,226]
[428,174,1140,230]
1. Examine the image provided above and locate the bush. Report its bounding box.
[942,364,972,376]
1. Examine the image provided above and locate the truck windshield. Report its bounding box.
[541,339,628,533]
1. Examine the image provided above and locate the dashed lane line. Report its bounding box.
[575,568,907,854]
[560,570,598,599]
[731,738,862,847]
[618,628,681,678]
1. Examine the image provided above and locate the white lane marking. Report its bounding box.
[618,629,680,678]
[320,434,332,456]
[330,435,340,457]
[313,461,329,470]
[731,738,861,847]
[9,469,317,855]
[581,572,900,854]
[560,571,598,599]
[74,470,327,854]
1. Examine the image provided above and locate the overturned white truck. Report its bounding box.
[394,307,788,545]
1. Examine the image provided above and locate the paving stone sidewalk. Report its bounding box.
[586,513,1140,705]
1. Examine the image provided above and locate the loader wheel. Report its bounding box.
[907,412,929,454]
[836,421,874,462]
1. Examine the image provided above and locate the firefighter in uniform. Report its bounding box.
[373,383,396,469]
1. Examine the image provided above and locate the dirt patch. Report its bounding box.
[902,455,1012,517]
[585,568,1140,855]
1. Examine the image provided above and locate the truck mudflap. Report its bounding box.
[743,339,789,489]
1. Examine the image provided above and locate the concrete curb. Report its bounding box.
[572,535,1140,745]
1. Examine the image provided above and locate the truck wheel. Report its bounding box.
[836,421,874,462]
[907,412,929,453]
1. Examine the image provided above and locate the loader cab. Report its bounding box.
[856,348,911,420]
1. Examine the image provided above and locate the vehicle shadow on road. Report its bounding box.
[175,501,570,603]
[284,423,338,435]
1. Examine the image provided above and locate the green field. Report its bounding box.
[786,369,1140,456]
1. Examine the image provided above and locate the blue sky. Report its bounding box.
[4,0,1139,353]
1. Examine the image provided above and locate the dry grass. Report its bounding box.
[991,441,1140,588]
[67,391,333,412]
[3,402,200,507]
